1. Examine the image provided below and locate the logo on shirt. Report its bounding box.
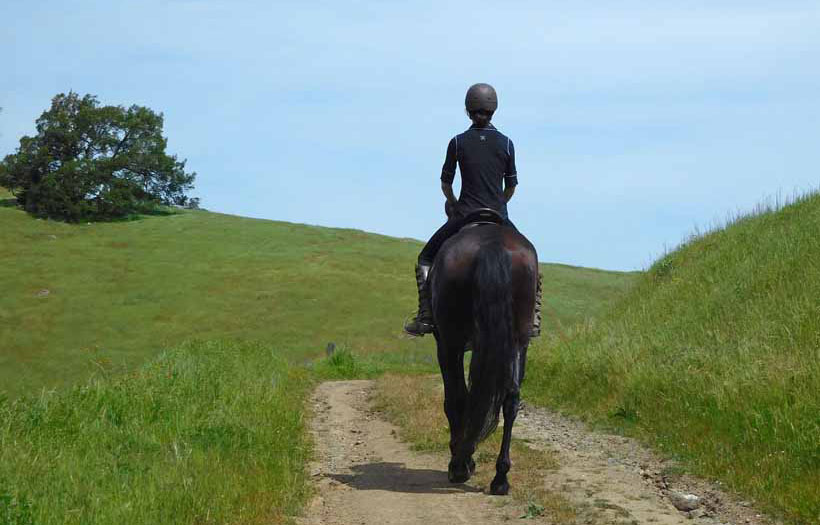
[480,135,486,141]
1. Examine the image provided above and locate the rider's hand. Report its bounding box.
[445,199,458,219]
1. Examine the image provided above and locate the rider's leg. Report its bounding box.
[404,218,465,336]
[404,261,434,335]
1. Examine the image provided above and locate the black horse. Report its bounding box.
[429,219,538,495]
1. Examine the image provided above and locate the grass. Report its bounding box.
[537,263,638,332]
[372,373,577,523]
[309,345,438,380]
[0,194,634,398]
[6,182,813,520]
[0,201,429,397]
[0,188,636,523]
[0,340,311,525]
[525,191,820,523]
[0,186,14,204]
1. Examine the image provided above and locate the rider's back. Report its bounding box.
[442,125,517,219]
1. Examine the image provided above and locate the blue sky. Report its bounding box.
[3,1,819,270]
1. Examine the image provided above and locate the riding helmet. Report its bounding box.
[465,83,498,113]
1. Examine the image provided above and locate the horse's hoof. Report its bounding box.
[448,461,472,483]
[448,467,471,483]
[449,471,470,483]
[490,478,509,496]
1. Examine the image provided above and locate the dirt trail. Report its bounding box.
[515,403,772,525]
[300,380,772,525]
[300,380,534,524]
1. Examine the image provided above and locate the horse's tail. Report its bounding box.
[464,239,516,445]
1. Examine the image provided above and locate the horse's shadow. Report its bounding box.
[328,462,482,495]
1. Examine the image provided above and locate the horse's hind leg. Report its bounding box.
[436,336,472,483]
[490,388,520,495]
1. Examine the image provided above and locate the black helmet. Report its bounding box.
[465,83,498,113]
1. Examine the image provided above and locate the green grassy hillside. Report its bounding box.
[526,193,820,523]
[538,263,639,329]
[0,192,635,397]
[1,190,637,524]
[0,201,423,396]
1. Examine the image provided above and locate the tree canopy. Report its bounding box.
[0,92,196,221]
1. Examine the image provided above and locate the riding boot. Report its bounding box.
[404,264,434,336]
[529,273,542,338]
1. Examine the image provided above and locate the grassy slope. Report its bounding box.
[0,195,634,397]
[538,263,638,330]
[0,204,424,396]
[1,193,635,524]
[526,193,820,523]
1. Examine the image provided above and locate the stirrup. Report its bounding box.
[404,317,434,336]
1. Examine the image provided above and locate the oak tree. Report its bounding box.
[0,92,196,221]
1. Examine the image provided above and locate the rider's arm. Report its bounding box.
[504,137,518,203]
[504,184,516,202]
[441,137,458,207]
[442,182,458,206]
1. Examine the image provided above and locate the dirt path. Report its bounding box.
[300,380,536,524]
[300,380,773,525]
[515,403,773,525]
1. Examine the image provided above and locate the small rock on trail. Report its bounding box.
[668,491,701,512]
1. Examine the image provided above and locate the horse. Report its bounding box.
[428,219,538,495]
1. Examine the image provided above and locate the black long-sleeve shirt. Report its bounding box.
[441,123,518,219]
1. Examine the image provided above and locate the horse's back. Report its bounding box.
[432,224,538,337]
[435,225,537,281]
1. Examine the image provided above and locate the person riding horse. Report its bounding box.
[404,83,541,337]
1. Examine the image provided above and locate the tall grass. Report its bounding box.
[526,191,820,523]
[0,340,311,524]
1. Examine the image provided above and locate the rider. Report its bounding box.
[404,83,541,337]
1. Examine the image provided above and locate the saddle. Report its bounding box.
[458,208,505,232]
